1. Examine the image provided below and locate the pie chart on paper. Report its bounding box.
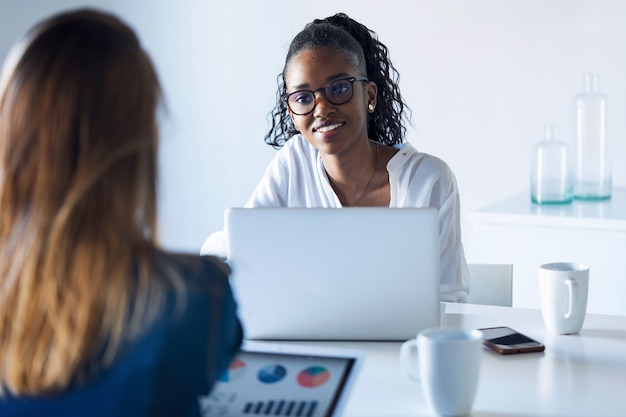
[258,364,287,384]
[297,366,330,388]
[219,358,246,382]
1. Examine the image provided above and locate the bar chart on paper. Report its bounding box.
[242,400,318,416]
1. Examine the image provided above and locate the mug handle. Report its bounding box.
[565,278,579,319]
[400,339,420,381]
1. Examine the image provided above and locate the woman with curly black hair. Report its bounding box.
[203,13,469,302]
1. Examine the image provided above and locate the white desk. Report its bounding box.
[467,190,626,315]
[272,303,626,417]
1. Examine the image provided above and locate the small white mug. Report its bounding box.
[538,262,589,334]
[400,327,483,416]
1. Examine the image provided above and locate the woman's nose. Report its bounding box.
[313,92,336,117]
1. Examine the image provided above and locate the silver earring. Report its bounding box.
[368,103,375,111]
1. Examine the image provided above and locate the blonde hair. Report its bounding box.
[0,10,166,395]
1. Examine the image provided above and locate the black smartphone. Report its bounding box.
[479,326,545,354]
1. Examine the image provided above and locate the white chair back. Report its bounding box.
[467,264,513,307]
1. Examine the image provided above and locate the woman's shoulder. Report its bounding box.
[390,142,455,176]
[263,134,319,179]
[149,251,239,337]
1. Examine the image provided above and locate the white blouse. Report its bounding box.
[202,135,469,302]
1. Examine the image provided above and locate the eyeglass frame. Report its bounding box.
[283,76,370,116]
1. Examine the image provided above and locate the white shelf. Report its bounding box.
[467,189,626,316]
[471,189,626,230]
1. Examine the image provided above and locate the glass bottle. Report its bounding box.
[573,73,611,200]
[531,125,573,204]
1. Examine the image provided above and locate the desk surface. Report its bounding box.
[266,303,626,417]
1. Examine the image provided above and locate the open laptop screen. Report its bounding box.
[225,207,441,341]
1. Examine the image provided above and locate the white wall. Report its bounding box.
[1,0,625,254]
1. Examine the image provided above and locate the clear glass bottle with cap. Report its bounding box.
[573,73,611,200]
[531,125,573,204]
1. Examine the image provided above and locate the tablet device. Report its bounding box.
[199,341,364,417]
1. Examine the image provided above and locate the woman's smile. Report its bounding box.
[315,122,343,133]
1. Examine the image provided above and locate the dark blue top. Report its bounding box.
[0,252,243,417]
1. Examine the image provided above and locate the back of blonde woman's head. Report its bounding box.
[0,9,163,395]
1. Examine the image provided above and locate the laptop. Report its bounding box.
[225,207,440,341]
[199,341,363,417]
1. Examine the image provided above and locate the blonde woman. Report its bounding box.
[0,9,241,416]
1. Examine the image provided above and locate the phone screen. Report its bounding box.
[479,326,545,354]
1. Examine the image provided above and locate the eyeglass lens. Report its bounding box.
[287,78,357,115]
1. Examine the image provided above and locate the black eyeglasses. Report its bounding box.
[284,76,369,115]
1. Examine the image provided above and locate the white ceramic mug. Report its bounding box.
[538,262,589,334]
[400,327,483,416]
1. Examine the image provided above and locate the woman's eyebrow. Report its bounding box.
[290,72,351,90]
